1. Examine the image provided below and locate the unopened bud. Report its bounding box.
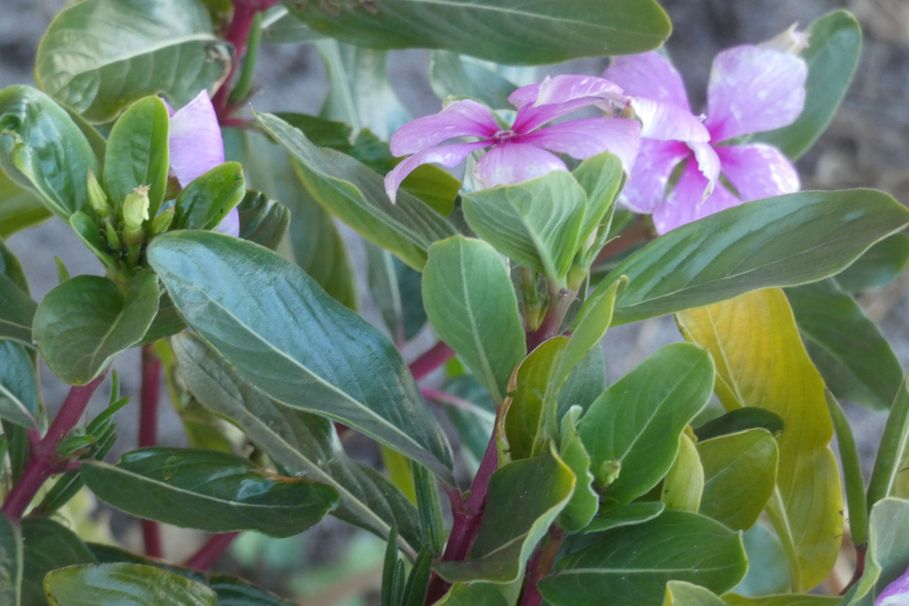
[87,171,110,218]
[104,221,121,251]
[760,23,810,56]
[595,460,622,491]
[151,206,175,235]
[122,185,150,244]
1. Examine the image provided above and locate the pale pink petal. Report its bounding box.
[630,96,710,143]
[653,163,740,233]
[689,142,721,185]
[705,45,808,141]
[216,207,240,237]
[718,143,800,201]
[604,52,691,111]
[508,83,539,110]
[384,141,488,202]
[619,140,689,214]
[474,142,567,188]
[878,564,909,605]
[169,90,225,187]
[513,75,626,133]
[389,100,498,156]
[518,118,641,174]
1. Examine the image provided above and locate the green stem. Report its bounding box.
[826,391,869,547]
[228,11,264,105]
[867,375,909,508]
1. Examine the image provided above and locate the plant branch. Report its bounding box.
[525,286,577,352]
[183,532,240,571]
[2,374,106,519]
[826,392,868,547]
[520,526,566,606]
[867,375,909,509]
[409,341,454,382]
[139,344,163,558]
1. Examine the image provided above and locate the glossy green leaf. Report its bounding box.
[698,429,778,530]
[82,447,338,536]
[21,518,96,606]
[435,448,575,583]
[35,0,231,123]
[423,236,525,403]
[149,232,453,479]
[578,343,715,502]
[757,11,862,159]
[678,289,844,590]
[0,273,34,346]
[174,162,246,231]
[693,408,784,442]
[788,280,902,410]
[0,514,22,606]
[559,407,598,532]
[258,112,456,271]
[236,190,290,250]
[845,498,909,605]
[102,96,169,214]
[585,501,665,534]
[33,270,159,384]
[663,581,726,606]
[726,595,840,606]
[463,171,587,282]
[429,51,517,109]
[0,86,99,217]
[282,0,670,65]
[605,190,909,325]
[661,432,704,513]
[0,340,40,428]
[540,510,746,606]
[836,234,909,293]
[172,324,423,555]
[0,170,51,237]
[45,563,216,606]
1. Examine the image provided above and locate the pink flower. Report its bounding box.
[383,74,710,202]
[604,41,808,233]
[878,565,909,605]
[166,90,239,237]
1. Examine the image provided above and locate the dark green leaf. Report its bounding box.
[0,513,22,606]
[726,595,840,606]
[282,0,670,65]
[174,162,246,231]
[0,170,51,237]
[0,340,40,428]
[0,86,99,217]
[607,190,909,325]
[44,563,216,606]
[836,234,909,293]
[33,270,159,384]
[35,0,231,123]
[209,575,295,606]
[236,191,290,250]
[539,510,747,606]
[693,407,784,442]
[0,273,35,346]
[21,518,96,606]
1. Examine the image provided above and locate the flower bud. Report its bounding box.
[595,460,621,491]
[122,185,150,244]
[87,171,110,218]
[760,23,810,56]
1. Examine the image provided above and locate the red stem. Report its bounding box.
[409,341,454,382]
[842,543,867,594]
[2,374,106,519]
[183,532,240,571]
[139,345,163,558]
[520,526,566,606]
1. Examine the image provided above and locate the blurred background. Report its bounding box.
[2,0,908,603]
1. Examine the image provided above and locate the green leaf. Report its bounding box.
[0,86,99,217]
[844,498,909,605]
[149,232,453,480]
[693,408,784,442]
[423,236,525,403]
[663,581,726,606]
[35,0,231,123]
[585,501,665,534]
[578,343,715,502]
[44,563,216,606]
[208,575,296,606]
[726,595,840,606]
[0,340,40,428]
[463,171,587,282]
[571,153,625,254]
[429,51,517,109]
[697,429,778,530]
[172,326,423,554]
[33,270,160,384]
[559,407,598,532]
[661,432,704,513]
[258,112,456,270]
[21,518,96,606]
[282,0,670,65]
[0,170,51,237]
[102,96,169,214]
[236,191,290,250]
[756,11,862,159]
[81,447,338,536]
[435,447,575,583]
[541,510,746,606]
[435,583,510,606]
[606,190,909,325]
[0,273,35,346]
[262,8,325,44]
[788,280,903,410]
[68,211,116,271]
[0,514,22,606]
[836,234,909,293]
[678,289,844,591]
[174,162,246,231]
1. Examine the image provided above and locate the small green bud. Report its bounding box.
[104,221,121,251]
[595,460,622,492]
[87,171,110,218]
[122,185,150,244]
[150,206,175,235]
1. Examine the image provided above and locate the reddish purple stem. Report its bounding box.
[139,345,163,558]
[2,374,107,519]
[409,341,454,382]
[184,532,240,571]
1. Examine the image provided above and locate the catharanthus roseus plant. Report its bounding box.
[1,1,909,605]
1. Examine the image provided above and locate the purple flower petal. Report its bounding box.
[518,117,641,174]
[619,139,689,213]
[705,45,808,141]
[169,90,224,187]
[878,564,909,605]
[630,96,710,143]
[384,141,488,202]
[508,82,539,110]
[513,75,625,133]
[389,100,498,156]
[604,52,691,111]
[653,163,739,234]
[474,142,567,188]
[215,207,240,237]
[719,143,800,200]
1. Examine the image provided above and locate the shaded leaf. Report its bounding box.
[236,190,290,250]
[836,234,909,293]
[0,170,51,237]
[0,340,40,428]
[429,51,517,109]
[21,518,95,606]
[0,514,22,606]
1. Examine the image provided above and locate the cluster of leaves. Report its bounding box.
[1,1,909,605]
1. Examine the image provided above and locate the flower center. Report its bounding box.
[492,129,517,142]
